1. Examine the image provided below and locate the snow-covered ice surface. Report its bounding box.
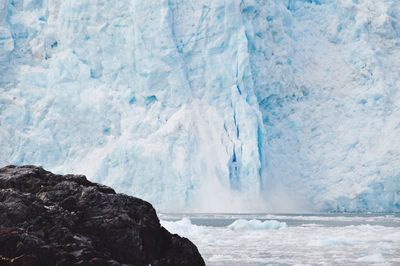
[1,0,400,212]
[161,213,400,265]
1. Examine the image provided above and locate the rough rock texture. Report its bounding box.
[0,165,205,266]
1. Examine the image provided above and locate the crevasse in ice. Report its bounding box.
[1,0,399,212]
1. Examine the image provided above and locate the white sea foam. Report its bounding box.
[161,216,400,265]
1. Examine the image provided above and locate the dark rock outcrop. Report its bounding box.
[0,165,205,266]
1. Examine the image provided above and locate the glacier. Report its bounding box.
[0,0,399,212]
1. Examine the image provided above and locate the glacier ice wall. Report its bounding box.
[0,0,265,212]
[242,0,400,212]
[1,0,399,212]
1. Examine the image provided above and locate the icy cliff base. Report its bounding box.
[1,0,399,212]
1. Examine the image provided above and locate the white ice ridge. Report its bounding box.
[227,219,287,231]
[1,0,399,212]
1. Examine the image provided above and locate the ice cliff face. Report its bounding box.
[242,0,400,212]
[0,0,265,212]
[1,0,399,212]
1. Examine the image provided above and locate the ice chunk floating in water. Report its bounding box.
[227,219,287,231]
[1,0,400,212]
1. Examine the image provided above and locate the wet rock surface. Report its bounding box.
[0,165,205,266]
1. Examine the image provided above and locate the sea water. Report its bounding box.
[160,213,400,265]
